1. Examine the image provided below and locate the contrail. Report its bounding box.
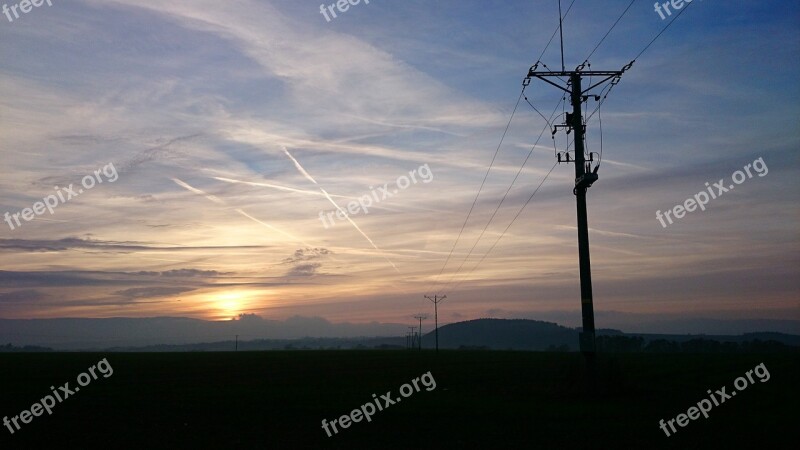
[282,146,318,184]
[213,176,351,200]
[171,178,224,204]
[235,209,312,247]
[320,187,399,272]
[171,177,309,246]
[280,147,400,273]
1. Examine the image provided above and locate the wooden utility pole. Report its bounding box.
[414,314,427,350]
[424,295,446,353]
[525,64,627,383]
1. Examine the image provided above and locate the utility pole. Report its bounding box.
[424,295,446,353]
[408,326,417,350]
[525,62,628,384]
[414,314,427,350]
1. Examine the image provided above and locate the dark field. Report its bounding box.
[0,351,796,449]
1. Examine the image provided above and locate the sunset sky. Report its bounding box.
[0,0,798,332]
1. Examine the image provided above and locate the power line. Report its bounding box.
[427,0,579,297]
[583,0,638,63]
[430,0,693,299]
[535,0,578,64]
[558,0,565,71]
[634,0,694,61]
[437,98,565,295]
[524,93,556,128]
[424,295,446,353]
[449,161,559,293]
[413,314,427,350]
[424,90,524,296]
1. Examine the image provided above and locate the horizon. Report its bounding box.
[1,1,799,340]
[2,313,799,351]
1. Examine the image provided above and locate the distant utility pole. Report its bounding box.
[525,58,629,382]
[424,295,446,353]
[408,326,417,350]
[414,314,427,351]
[235,334,239,352]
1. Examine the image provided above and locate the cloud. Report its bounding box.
[283,248,331,264]
[114,287,196,299]
[0,238,266,253]
[0,270,221,289]
[159,269,224,278]
[283,248,333,277]
[0,289,48,304]
[287,263,322,277]
[0,0,796,327]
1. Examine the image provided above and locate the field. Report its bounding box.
[0,351,796,449]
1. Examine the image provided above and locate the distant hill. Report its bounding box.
[0,315,408,350]
[613,331,800,347]
[421,319,800,352]
[424,318,578,351]
[2,316,798,352]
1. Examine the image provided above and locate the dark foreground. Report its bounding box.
[0,351,796,449]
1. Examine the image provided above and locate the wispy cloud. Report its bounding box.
[0,0,796,329]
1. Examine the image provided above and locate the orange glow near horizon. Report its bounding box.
[199,289,280,321]
[216,292,246,319]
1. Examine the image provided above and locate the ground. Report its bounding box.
[0,351,795,449]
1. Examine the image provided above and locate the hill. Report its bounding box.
[424,318,578,350]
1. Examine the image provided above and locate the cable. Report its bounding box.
[535,0,579,64]
[585,81,615,123]
[524,94,555,129]
[447,162,559,293]
[424,89,525,296]
[437,98,565,295]
[583,0,638,64]
[433,0,693,297]
[634,0,693,61]
[597,95,604,167]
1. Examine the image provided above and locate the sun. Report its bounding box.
[203,289,272,320]
[215,292,247,319]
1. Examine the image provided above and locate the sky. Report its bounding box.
[0,0,798,334]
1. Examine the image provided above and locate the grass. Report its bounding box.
[0,351,795,449]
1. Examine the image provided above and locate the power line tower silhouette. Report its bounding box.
[424,295,446,353]
[414,314,427,350]
[524,11,632,385]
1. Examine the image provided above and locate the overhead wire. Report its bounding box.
[448,161,559,293]
[430,0,695,296]
[425,0,579,296]
[583,0,638,64]
[423,90,524,296]
[535,0,579,64]
[436,98,566,295]
[634,0,693,61]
